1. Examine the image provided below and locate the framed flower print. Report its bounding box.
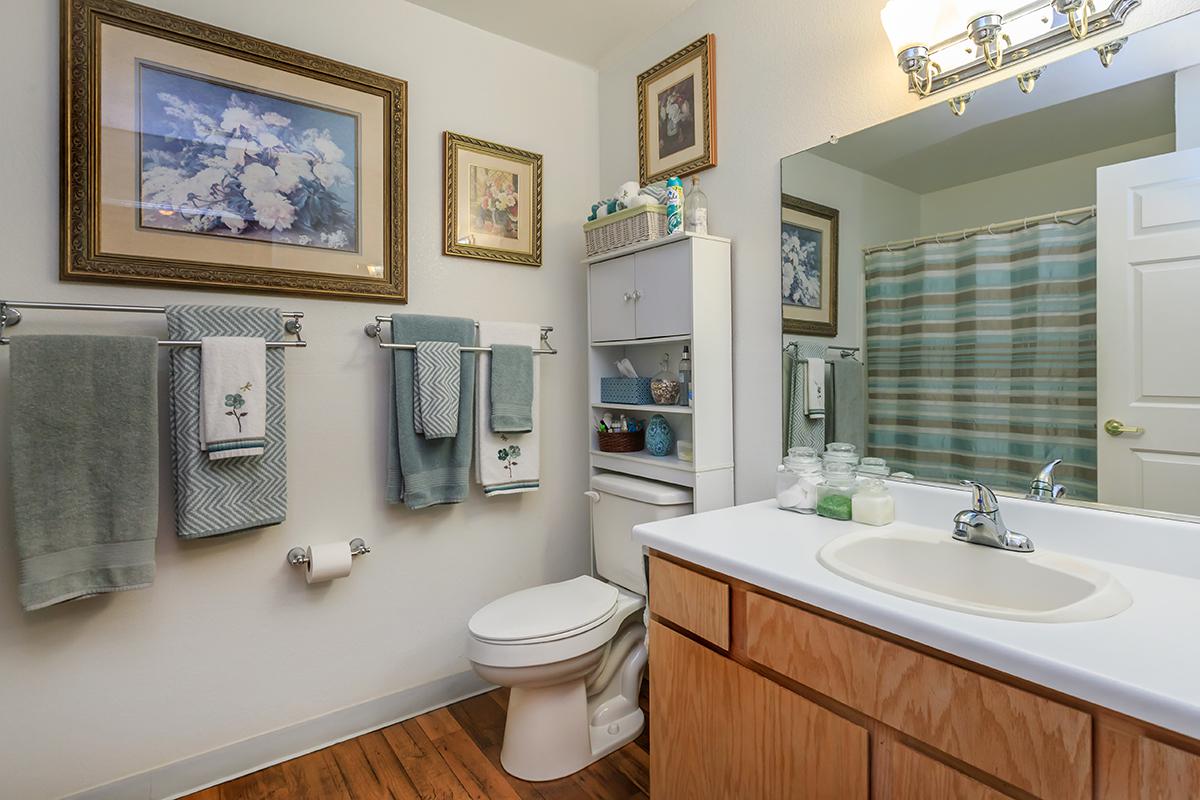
[781,194,838,337]
[61,0,408,301]
[444,132,543,267]
[638,34,717,185]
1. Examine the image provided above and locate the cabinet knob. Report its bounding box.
[1103,418,1144,436]
[622,292,633,302]
[632,290,643,300]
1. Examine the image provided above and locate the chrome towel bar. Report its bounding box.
[364,316,557,355]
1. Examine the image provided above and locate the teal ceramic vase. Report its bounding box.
[645,414,675,457]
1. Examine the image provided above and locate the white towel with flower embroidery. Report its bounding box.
[475,322,541,495]
[199,336,267,460]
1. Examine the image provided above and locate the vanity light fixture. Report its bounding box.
[881,0,1139,113]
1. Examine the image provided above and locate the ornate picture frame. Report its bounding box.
[637,34,717,185]
[781,194,839,337]
[62,0,408,301]
[444,132,543,267]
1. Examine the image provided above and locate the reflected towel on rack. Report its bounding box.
[166,306,287,538]
[11,335,159,610]
[832,357,866,453]
[387,315,476,509]
[413,341,462,439]
[476,322,541,495]
[199,337,267,459]
[784,342,826,451]
[804,357,826,419]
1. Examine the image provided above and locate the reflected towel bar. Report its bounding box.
[0,299,306,348]
[364,316,557,355]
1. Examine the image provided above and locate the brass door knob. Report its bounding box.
[1104,418,1144,436]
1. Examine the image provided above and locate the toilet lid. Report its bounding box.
[468,576,620,643]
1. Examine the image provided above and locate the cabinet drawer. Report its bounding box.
[883,738,1011,800]
[1099,722,1200,798]
[649,556,729,649]
[744,592,1092,800]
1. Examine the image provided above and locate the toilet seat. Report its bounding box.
[468,581,644,669]
[469,576,620,645]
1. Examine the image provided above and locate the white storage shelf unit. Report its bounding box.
[586,232,734,513]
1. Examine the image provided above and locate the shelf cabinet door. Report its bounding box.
[634,242,692,339]
[650,620,868,800]
[588,255,637,342]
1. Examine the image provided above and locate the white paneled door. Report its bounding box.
[1096,149,1200,515]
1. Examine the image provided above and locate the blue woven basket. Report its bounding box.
[600,377,653,405]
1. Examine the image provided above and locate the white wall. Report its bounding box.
[918,134,1176,234]
[1177,63,1200,148]
[0,2,597,798]
[597,0,1200,504]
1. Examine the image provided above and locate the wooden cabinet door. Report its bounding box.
[634,242,692,339]
[650,620,868,800]
[1098,721,1200,799]
[879,736,1012,799]
[588,255,636,342]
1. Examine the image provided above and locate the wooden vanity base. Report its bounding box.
[647,552,1200,799]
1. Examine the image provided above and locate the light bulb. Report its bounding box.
[881,0,936,54]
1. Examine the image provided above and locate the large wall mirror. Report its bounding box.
[781,11,1200,520]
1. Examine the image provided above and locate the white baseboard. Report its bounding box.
[64,670,493,800]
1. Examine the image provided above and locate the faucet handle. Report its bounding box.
[960,480,999,513]
[1027,458,1068,502]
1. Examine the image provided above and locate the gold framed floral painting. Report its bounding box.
[781,194,839,337]
[444,132,543,267]
[62,0,408,301]
[638,34,717,185]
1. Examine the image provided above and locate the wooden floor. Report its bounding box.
[183,688,650,800]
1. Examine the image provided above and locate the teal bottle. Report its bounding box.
[665,177,684,235]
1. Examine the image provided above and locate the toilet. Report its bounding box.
[467,473,693,781]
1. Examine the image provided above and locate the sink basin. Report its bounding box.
[818,526,1132,623]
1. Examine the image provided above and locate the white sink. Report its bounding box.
[818,525,1132,623]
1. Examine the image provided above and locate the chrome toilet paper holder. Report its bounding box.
[287,538,371,567]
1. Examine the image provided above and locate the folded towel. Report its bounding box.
[490,343,534,433]
[199,337,267,459]
[412,341,462,440]
[476,322,541,496]
[10,335,159,610]
[387,315,476,509]
[166,305,287,538]
[804,357,826,419]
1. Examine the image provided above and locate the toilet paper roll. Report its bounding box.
[305,542,353,584]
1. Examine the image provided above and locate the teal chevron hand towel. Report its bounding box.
[10,335,159,610]
[412,340,462,439]
[387,315,476,509]
[166,305,287,538]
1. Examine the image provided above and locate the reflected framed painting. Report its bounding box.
[781,194,838,337]
[637,34,716,185]
[62,0,408,301]
[444,132,543,267]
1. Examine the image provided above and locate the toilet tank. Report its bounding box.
[589,473,693,597]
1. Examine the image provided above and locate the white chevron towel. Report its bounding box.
[413,341,462,439]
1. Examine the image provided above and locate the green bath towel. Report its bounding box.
[10,335,159,610]
[386,314,476,509]
[490,344,533,433]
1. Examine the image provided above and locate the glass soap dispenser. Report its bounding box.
[684,176,708,235]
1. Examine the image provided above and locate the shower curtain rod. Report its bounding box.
[862,205,1096,256]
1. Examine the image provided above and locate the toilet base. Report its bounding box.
[499,633,647,782]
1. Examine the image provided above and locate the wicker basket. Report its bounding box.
[597,429,645,453]
[583,205,670,257]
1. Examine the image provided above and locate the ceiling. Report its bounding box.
[406,0,698,67]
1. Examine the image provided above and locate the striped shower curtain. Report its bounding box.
[864,219,1098,499]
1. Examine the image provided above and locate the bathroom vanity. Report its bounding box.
[634,482,1200,799]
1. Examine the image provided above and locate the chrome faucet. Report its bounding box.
[1026,458,1067,502]
[953,481,1034,552]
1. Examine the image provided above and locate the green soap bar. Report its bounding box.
[816,494,853,520]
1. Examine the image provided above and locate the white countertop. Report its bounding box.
[633,486,1200,739]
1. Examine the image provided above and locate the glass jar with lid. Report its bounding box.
[776,446,822,514]
[823,441,859,468]
[852,478,895,526]
[816,461,857,520]
[857,456,889,482]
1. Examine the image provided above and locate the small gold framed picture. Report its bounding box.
[637,34,717,185]
[444,132,543,267]
[781,194,839,337]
